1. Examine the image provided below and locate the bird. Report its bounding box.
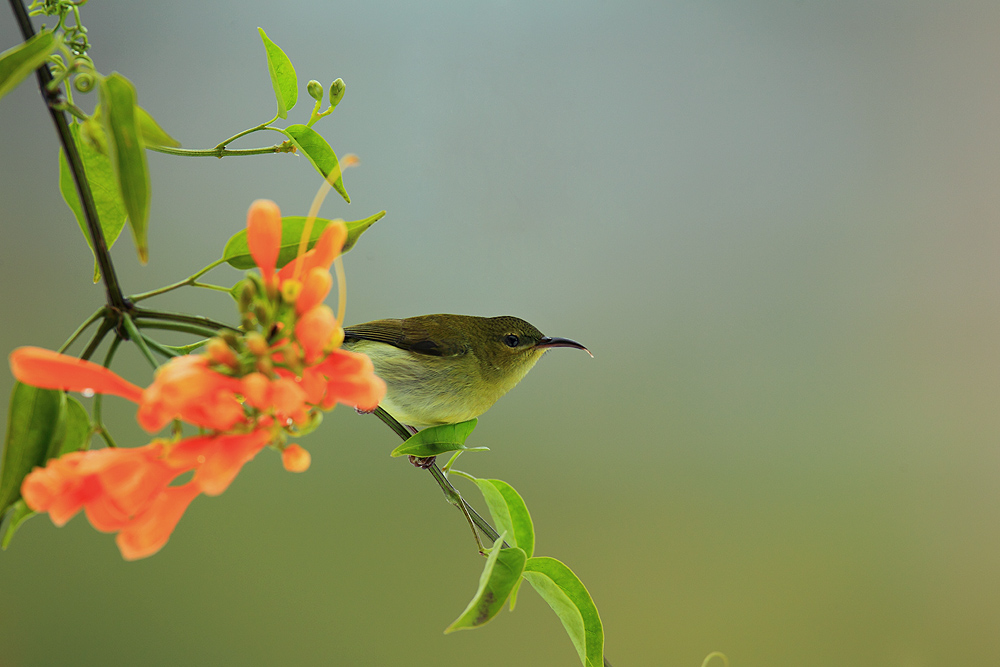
[342,314,590,432]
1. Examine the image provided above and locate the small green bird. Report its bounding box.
[342,314,590,431]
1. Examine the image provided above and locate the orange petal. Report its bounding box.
[241,372,270,408]
[282,444,311,472]
[115,482,201,561]
[9,347,144,402]
[137,355,245,432]
[295,267,333,315]
[316,349,386,411]
[246,199,283,283]
[278,221,347,282]
[295,305,339,364]
[193,430,272,496]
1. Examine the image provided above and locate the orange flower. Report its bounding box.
[137,355,246,433]
[246,199,283,284]
[21,428,273,560]
[9,346,144,402]
[20,442,180,531]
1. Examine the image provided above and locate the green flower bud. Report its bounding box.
[307,79,324,102]
[329,78,345,108]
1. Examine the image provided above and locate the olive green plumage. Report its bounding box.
[342,314,589,430]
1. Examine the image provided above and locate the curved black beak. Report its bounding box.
[536,336,593,357]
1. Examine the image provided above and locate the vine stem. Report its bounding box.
[129,258,228,302]
[10,0,126,311]
[147,143,295,158]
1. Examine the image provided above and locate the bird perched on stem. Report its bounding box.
[342,314,590,433]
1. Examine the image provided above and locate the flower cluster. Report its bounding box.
[8,200,385,560]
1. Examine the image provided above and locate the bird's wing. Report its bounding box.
[343,318,467,357]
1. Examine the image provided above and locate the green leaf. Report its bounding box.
[258,28,297,119]
[135,106,180,148]
[280,124,350,203]
[99,73,151,263]
[0,384,66,519]
[444,536,527,633]
[222,211,385,270]
[389,419,480,458]
[0,30,56,101]
[522,557,604,667]
[59,122,128,282]
[463,476,535,610]
[1,500,34,550]
[469,477,535,558]
[48,396,91,459]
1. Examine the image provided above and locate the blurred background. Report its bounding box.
[2,1,1000,665]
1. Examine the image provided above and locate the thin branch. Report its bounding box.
[59,306,106,353]
[10,0,126,310]
[131,307,236,333]
[372,408,505,547]
[129,258,228,302]
[147,143,295,158]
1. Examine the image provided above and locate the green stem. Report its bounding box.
[121,315,158,370]
[140,335,180,359]
[10,0,126,311]
[79,318,113,362]
[59,306,106,353]
[131,307,235,333]
[93,335,123,448]
[162,339,209,354]
[133,320,222,339]
[147,143,295,158]
[129,258,227,302]
[214,116,279,149]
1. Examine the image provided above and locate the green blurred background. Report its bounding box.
[2,2,1000,665]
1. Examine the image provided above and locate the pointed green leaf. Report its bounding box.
[468,477,535,558]
[0,30,56,101]
[522,557,604,667]
[445,536,526,633]
[280,124,350,202]
[222,211,384,270]
[135,106,180,148]
[48,396,91,459]
[59,122,128,282]
[1,500,34,550]
[461,475,535,610]
[99,73,150,263]
[258,28,297,119]
[389,419,480,458]
[0,384,66,519]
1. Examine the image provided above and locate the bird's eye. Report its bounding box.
[503,334,520,348]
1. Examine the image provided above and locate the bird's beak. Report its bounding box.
[536,336,593,357]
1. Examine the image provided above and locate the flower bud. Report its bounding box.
[307,79,324,102]
[329,78,345,108]
[245,331,269,357]
[282,444,311,472]
[206,337,238,369]
[281,279,303,304]
[237,279,256,311]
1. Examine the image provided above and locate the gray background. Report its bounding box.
[2,2,1000,665]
